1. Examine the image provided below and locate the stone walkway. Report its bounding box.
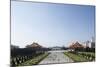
[39,51,74,64]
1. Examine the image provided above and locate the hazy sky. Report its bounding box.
[11,1,95,48]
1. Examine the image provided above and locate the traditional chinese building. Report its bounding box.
[69,42,84,49]
[26,42,42,48]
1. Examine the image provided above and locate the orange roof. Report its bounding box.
[26,42,42,48]
[69,42,84,49]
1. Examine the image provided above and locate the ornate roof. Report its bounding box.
[69,42,84,49]
[26,42,42,48]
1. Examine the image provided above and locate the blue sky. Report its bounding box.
[11,1,95,48]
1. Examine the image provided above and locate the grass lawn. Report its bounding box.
[18,52,50,66]
[78,52,95,57]
[64,52,88,62]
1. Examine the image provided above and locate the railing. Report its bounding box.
[11,47,49,66]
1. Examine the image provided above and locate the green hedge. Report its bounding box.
[64,52,88,62]
[19,52,50,66]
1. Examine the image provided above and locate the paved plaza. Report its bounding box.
[39,51,74,64]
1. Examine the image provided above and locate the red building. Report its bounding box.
[26,42,42,48]
[69,42,84,49]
